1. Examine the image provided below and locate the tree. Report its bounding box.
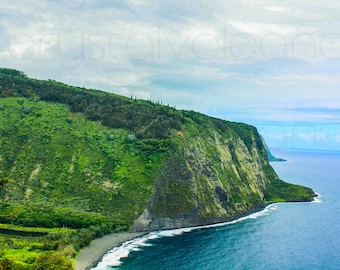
[0,258,13,270]
[0,178,14,186]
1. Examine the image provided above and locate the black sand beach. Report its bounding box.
[75,232,145,270]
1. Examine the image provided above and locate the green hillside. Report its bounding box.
[0,68,315,269]
[0,96,169,230]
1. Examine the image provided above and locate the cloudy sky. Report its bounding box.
[1,0,340,150]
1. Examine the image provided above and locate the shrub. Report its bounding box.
[33,252,73,270]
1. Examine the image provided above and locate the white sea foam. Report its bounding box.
[92,228,196,269]
[269,205,278,210]
[312,193,322,203]
[92,234,155,269]
[91,204,281,269]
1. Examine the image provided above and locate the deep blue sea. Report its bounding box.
[93,149,340,270]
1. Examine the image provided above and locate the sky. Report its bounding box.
[1,0,340,150]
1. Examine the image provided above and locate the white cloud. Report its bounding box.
[273,74,338,84]
[227,21,294,36]
[261,6,289,13]
[128,0,154,8]
[298,132,325,141]
[1,0,340,130]
[118,87,151,99]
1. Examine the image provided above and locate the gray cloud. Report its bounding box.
[1,0,340,125]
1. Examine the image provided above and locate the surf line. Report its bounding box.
[92,195,322,269]
[91,203,281,269]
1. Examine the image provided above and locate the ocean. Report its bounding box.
[92,149,340,270]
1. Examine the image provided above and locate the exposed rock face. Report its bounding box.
[131,123,304,232]
[0,69,315,233]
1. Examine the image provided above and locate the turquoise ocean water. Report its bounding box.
[92,149,340,270]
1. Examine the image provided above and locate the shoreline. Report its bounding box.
[75,232,145,270]
[76,205,275,270]
[75,195,321,270]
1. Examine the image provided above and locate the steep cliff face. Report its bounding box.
[132,115,315,231]
[0,69,315,233]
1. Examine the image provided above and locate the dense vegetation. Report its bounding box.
[0,68,183,139]
[0,223,112,269]
[0,97,171,228]
[0,68,180,268]
[0,68,315,268]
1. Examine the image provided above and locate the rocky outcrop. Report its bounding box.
[131,121,315,232]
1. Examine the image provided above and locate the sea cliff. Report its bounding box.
[132,116,314,231]
[0,68,315,232]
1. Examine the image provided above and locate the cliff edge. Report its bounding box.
[131,115,314,231]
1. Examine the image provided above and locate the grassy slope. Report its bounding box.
[0,97,169,229]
